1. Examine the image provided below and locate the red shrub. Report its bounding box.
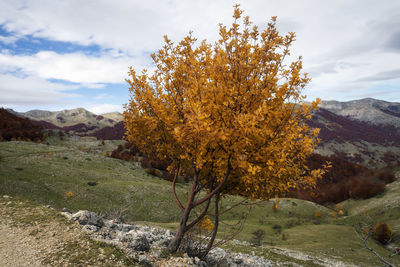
[288,154,394,204]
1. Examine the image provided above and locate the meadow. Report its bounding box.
[0,138,399,266]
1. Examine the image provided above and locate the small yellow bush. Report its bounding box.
[315,210,323,218]
[328,211,337,219]
[272,196,280,211]
[197,215,214,231]
[65,191,75,199]
[334,204,343,212]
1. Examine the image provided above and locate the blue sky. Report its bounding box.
[1,0,400,114]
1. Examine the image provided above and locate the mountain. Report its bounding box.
[101,112,123,122]
[311,106,400,167]
[17,108,123,138]
[4,98,400,166]
[320,98,400,128]
[21,108,117,127]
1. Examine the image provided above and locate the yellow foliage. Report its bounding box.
[334,204,343,212]
[124,5,325,201]
[272,203,279,212]
[328,211,337,219]
[65,191,74,199]
[197,215,214,231]
[314,210,323,218]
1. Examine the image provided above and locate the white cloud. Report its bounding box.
[0,51,143,84]
[88,104,123,115]
[0,0,400,104]
[95,93,110,100]
[0,73,80,106]
[0,35,19,44]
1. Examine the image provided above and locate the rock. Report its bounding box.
[83,225,99,232]
[71,210,104,227]
[117,230,137,243]
[121,223,135,232]
[60,212,72,220]
[97,230,112,240]
[138,254,153,266]
[129,235,150,252]
[196,260,208,267]
[61,207,72,213]
[232,257,243,264]
[3,195,11,199]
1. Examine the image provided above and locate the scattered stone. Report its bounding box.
[61,207,72,213]
[130,235,150,252]
[71,210,103,227]
[2,195,11,199]
[60,212,72,220]
[138,254,153,266]
[83,225,99,232]
[66,210,278,266]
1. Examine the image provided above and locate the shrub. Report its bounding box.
[251,229,266,246]
[285,220,299,228]
[197,215,214,231]
[65,191,74,199]
[328,211,337,219]
[376,168,396,184]
[272,196,280,212]
[373,222,392,244]
[315,210,323,218]
[334,204,343,212]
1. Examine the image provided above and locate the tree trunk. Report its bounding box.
[201,194,220,258]
[168,171,199,252]
[168,209,190,252]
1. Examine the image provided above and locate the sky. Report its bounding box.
[1,0,400,114]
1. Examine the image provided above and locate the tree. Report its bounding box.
[124,5,325,256]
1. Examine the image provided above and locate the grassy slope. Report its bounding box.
[0,139,399,266]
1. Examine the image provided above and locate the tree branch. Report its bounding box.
[172,162,184,211]
[186,198,212,230]
[193,159,231,207]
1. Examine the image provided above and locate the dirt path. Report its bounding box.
[0,196,135,266]
[0,223,42,267]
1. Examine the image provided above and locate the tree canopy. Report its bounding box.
[124,5,325,255]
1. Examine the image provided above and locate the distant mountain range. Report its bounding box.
[320,98,400,128]
[6,108,125,139]
[3,98,400,167]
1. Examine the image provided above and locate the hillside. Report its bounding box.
[311,108,400,167]
[0,108,43,142]
[0,139,399,266]
[320,98,400,128]
[5,98,400,166]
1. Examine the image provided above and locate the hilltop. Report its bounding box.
[320,98,400,128]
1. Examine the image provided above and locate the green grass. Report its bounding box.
[0,140,184,223]
[1,139,399,266]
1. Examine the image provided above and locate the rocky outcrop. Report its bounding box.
[62,210,277,266]
[320,98,400,128]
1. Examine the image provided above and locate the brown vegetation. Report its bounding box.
[0,108,43,142]
[290,154,396,204]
